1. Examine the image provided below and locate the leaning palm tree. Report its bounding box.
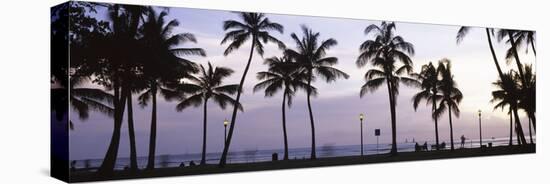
[498,30,536,131]
[491,71,528,145]
[411,62,443,150]
[139,7,206,170]
[434,60,462,151]
[176,62,242,165]
[219,12,285,166]
[356,22,417,155]
[285,25,349,159]
[253,56,316,160]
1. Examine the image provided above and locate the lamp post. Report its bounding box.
[359,113,364,156]
[223,119,229,147]
[478,110,482,148]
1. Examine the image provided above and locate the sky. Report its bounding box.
[68,5,536,160]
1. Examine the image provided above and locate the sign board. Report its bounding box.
[375,129,380,136]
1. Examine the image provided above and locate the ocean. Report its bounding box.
[71,137,533,171]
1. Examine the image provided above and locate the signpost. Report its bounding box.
[375,129,380,154]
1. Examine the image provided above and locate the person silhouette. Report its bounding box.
[460,135,466,148]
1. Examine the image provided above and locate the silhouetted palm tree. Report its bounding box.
[456,27,504,79]
[175,62,242,165]
[434,60,462,151]
[253,56,316,160]
[518,65,535,144]
[498,29,536,132]
[491,71,528,145]
[95,4,147,175]
[285,25,349,159]
[518,64,536,133]
[140,7,206,170]
[411,62,443,150]
[219,12,285,166]
[356,22,417,155]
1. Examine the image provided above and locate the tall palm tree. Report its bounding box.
[491,71,528,145]
[175,62,242,165]
[434,60,462,151]
[411,62,443,150]
[140,7,206,170]
[285,25,349,159]
[253,56,316,160]
[219,12,285,166]
[498,30,536,132]
[456,27,504,79]
[94,4,146,175]
[356,22,417,155]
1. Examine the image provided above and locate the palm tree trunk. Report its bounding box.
[508,108,513,146]
[219,36,256,167]
[448,105,454,151]
[201,98,209,165]
[528,111,536,131]
[528,117,533,144]
[385,79,397,155]
[146,85,158,170]
[512,107,527,145]
[486,28,505,78]
[508,32,526,85]
[98,82,127,175]
[515,124,521,145]
[306,70,317,159]
[432,90,439,150]
[281,91,289,160]
[126,91,138,171]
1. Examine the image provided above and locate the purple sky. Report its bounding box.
[69,5,535,160]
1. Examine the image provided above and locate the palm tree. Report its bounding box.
[285,25,349,159]
[253,56,316,160]
[219,12,285,166]
[434,60,462,151]
[175,62,242,165]
[498,30,536,132]
[456,27,504,79]
[356,22,417,155]
[491,71,528,145]
[411,62,443,150]
[94,4,146,175]
[139,7,206,170]
[518,64,536,132]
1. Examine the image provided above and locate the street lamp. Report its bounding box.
[478,110,482,148]
[223,119,229,147]
[359,113,364,156]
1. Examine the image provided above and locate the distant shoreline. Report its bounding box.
[69,144,535,182]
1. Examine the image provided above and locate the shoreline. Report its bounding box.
[69,144,535,182]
